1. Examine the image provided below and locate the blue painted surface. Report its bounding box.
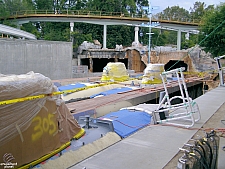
[57,83,86,91]
[100,109,151,138]
[90,87,133,98]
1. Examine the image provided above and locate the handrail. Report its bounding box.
[2,10,200,25]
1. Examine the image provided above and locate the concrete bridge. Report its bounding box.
[2,10,199,50]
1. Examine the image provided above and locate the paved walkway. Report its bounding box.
[69,86,225,169]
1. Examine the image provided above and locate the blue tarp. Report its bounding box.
[90,87,133,98]
[100,109,151,138]
[57,83,86,91]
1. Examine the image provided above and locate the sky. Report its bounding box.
[151,0,225,13]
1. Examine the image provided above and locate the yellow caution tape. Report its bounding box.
[0,70,215,106]
[0,81,116,106]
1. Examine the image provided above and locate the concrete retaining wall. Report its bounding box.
[0,39,73,80]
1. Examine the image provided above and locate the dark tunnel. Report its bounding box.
[164,60,188,72]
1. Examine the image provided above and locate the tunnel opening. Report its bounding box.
[92,58,115,72]
[164,60,188,72]
[80,58,90,69]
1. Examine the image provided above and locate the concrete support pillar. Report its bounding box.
[134,26,139,44]
[78,55,81,66]
[177,29,181,50]
[89,57,93,72]
[103,24,107,49]
[70,22,74,32]
[185,32,190,40]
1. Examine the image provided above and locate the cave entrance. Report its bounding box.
[164,60,188,72]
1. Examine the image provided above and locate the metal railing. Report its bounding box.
[5,10,200,25]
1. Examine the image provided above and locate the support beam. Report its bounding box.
[134,26,139,44]
[70,22,74,32]
[103,24,107,49]
[177,29,181,50]
[185,32,190,40]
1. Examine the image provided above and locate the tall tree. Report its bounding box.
[200,3,225,57]
[156,6,190,21]
[189,1,215,22]
[87,0,136,14]
[32,0,53,10]
[0,0,33,16]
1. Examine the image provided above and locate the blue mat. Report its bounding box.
[90,87,133,98]
[58,83,86,91]
[100,109,151,138]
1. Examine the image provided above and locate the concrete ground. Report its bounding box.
[69,86,225,169]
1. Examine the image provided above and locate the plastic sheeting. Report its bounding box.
[58,83,86,91]
[90,87,133,98]
[142,63,165,84]
[101,62,129,82]
[0,71,58,146]
[99,109,151,138]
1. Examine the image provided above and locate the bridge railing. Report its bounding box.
[9,10,200,25]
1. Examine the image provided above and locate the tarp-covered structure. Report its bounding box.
[0,72,82,168]
[101,62,129,82]
[141,63,165,84]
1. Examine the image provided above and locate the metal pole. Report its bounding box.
[103,24,107,49]
[148,0,152,64]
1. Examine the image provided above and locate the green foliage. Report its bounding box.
[71,30,93,49]
[32,0,53,10]
[21,22,41,39]
[87,0,136,13]
[200,3,225,57]
[1,20,18,28]
[189,1,206,21]
[41,22,70,41]
[107,25,134,48]
[157,6,190,21]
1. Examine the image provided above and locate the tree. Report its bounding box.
[156,6,190,22]
[40,22,70,41]
[21,22,41,39]
[189,1,215,22]
[71,30,92,49]
[200,3,225,57]
[32,0,53,10]
[189,1,206,21]
[0,0,33,17]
